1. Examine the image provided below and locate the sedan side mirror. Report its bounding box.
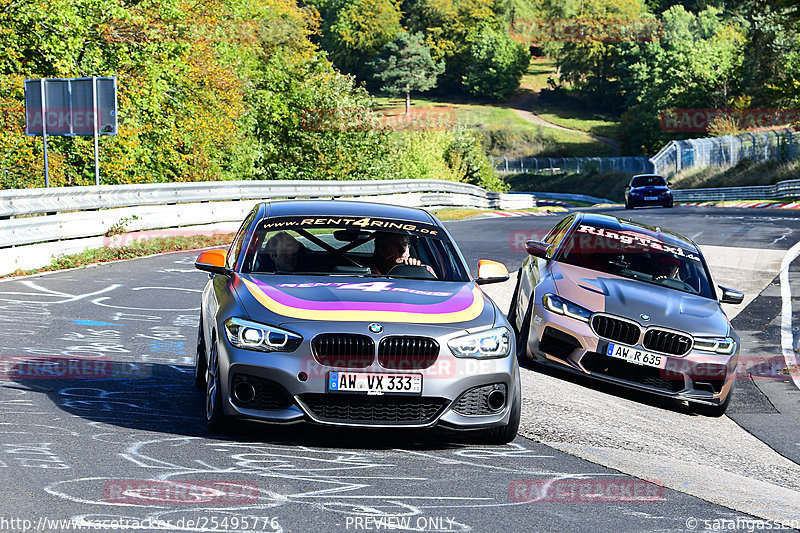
[196,249,230,275]
[525,240,553,259]
[476,259,509,285]
[667,182,673,187]
[719,286,744,305]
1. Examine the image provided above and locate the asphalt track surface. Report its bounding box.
[0,206,798,533]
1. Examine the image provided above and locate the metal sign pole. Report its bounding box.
[39,78,50,188]
[92,76,100,186]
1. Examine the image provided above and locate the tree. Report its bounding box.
[370,32,445,114]
[321,0,402,76]
[460,26,530,99]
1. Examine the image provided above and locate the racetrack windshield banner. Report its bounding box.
[258,216,442,238]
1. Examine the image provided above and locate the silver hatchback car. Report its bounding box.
[194,200,521,443]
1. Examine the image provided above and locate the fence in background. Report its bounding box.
[492,156,653,175]
[651,130,800,177]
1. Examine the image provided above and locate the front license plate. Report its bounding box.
[644,196,658,201]
[605,342,667,369]
[328,371,422,395]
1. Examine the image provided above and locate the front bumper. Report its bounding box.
[628,194,672,207]
[525,304,736,405]
[215,333,520,429]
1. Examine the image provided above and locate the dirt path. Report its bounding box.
[508,93,621,155]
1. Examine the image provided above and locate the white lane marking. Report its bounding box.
[779,240,800,390]
[772,229,792,245]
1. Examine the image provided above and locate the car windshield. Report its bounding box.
[239,215,470,282]
[631,175,666,187]
[556,223,714,298]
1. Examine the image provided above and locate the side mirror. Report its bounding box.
[196,249,229,275]
[667,182,673,187]
[625,185,631,191]
[476,260,509,285]
[719,286,744,305]
[525,240,553,259]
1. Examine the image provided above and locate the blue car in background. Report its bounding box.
[625,174,674,209]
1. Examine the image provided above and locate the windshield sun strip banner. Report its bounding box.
[240,278,485,323]
[575,225,701,261]
[257,216,441,237]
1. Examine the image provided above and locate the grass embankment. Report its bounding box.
[669,159,800,189]
[374,97,614,158]
[504,172,631,202]
[372,59,615,160]
[532,99,621,140]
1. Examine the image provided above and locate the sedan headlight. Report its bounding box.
[542,293,592,322]
[448,327,511,359]
[693,337,736,355]
[224,317,302,352]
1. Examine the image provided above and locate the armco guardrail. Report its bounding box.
[0,179,496,218]
[671,178,800,202]
[0,180,503,249]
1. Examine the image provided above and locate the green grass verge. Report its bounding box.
[532,99,621,140]
[3,234,234,279]
[520,58,558,93]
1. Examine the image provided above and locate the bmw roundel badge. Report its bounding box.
[640,314,650,321]
[369,323,383,334]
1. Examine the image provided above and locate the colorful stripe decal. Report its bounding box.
[241,278,485,323]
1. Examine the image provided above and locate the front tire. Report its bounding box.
[507,268,523,327]
[205,340,230,433]
[194,317,208,390]
[688,389,732,417]
[515,298,534,365]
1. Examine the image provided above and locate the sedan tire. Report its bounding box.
[206,340,230,433]
[688,387,732,417]
[194,318,207,390]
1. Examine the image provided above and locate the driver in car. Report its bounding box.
[371,232,435,276]
[654,256,681,280]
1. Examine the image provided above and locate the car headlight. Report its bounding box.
[448,327,511,359]
[224,317,302,352]
[693,337,736,355]
[542,293,592,322]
